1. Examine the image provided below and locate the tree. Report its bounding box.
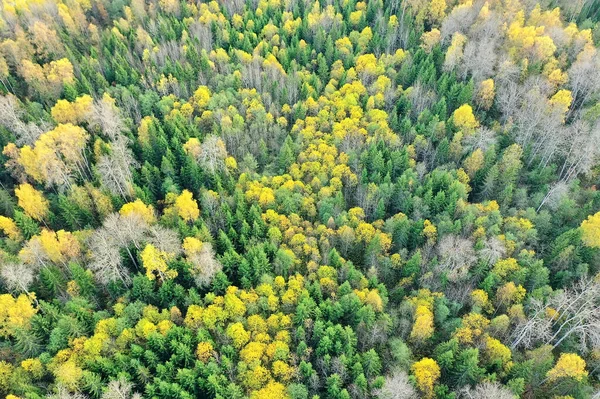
[140,244,177,282]
[453,104,479,133]
[182,238,222,287]
[375,370,417,399]
[411,358,440,398]
[15,184,49,221]
[97,137,136,199]
[580,211,600,248]
[458,382,516,399]
[0,263,34,295]
[546,353,588,382]
[102,377,141,399]
[174,190,200,222]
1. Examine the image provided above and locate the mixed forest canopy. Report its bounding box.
[0,0,600,398]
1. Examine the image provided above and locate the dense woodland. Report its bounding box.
[0,0,600,398]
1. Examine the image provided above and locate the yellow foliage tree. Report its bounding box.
[0,294,37,338]
[0,216,21,241]
[453,104,479,133]
[547,353,588,382]
[412,357,441,398]
[174,190,200,222]
[120,199,156,224]
[580,212,600,248]
[140,244,177,282]
[15,183,49,221]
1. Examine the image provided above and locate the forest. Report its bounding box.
[0,0,599,398]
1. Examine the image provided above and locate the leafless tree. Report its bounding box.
[459,381,516,399]
[408,82,437,119]
[188,242,222,287]
[0,94,45,145]
[97,137,136,199]
[567,49,600,117]
[436,235,477,282]
[464,127,497,152]
[47,386,88,399]
[478,236,506,265]
[440,1,479,42]
[460,38,498,82]
[90,99,125,140]
[147,225,181,255]
[102,377,141,399]
[88,236,129,286]
[374,370,417,399]
[19,236,51,270]
[197,135,228,174]
[511,278,600,352]
[189,21,213,52]
[87,213,147,285]
[221,0,245,17]
[0,262,35,294]
[538,119,600,210]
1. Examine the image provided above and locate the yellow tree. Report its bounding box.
[140,244,177,282]
[580,212,600,247]
[0,293,37,338]
[174,190,200,222]
[547,353,588,382]
[412,357,440,399]
[453,104,479,133]
[15,183,49,221]
[120,199,156,224]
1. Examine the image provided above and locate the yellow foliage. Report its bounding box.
[410,305,434,342]
[227,322,250,349]
[549,89,573,121]
[51,95,93,124]
[15,183,49,221]
[53,361,83,391]
[428,0,446,24]
[197,341,214,362]
[21,358,43,378]
[412,357,440,398]
[547,353,588,382]
[492,258,520,279]
[141,244,177,281]
[581,212,600,248]
[496,282,526,306]
[421,29,441,53]
[249,381,289,399]
[485,336,512,370]
[477,79,495,110]
[453,104,479,132]
[120,199,156,224]
[0,216,21,241]
[423,219,437,241]
[174,190,200,221]
[454,313,490,344]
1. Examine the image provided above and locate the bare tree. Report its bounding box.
[0,94,46,145]
[97,137,136,199]
[464,127,497,152]
[47,386,88,399]
[102,377,141,399]
[90,99,125,140]
[146,225,181,255]
[375,370,417,399]
[459,382,516,399]
[187,242,222,287]
[511,278,600,352]
[436,235,477,282]
[478,236,506,265]
[0,262,35,294]
[197,135,228,174]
